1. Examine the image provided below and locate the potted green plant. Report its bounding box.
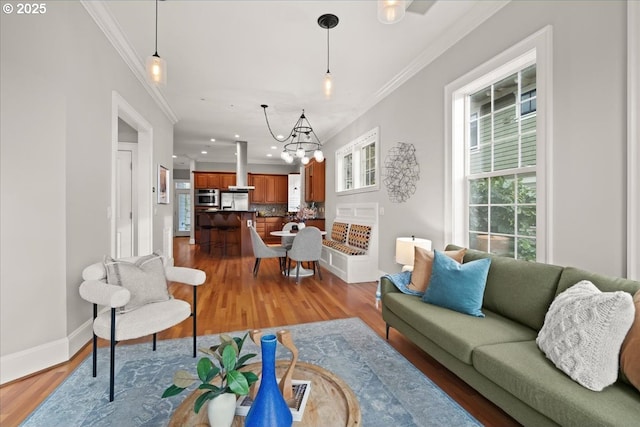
[162,333,259,426]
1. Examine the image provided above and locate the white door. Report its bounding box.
[116,149,133,258]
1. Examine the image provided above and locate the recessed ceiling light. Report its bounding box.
[172,155,177,158]
[270,146,278,150]
[210,138,215,142]
[276,134,284,139]
[201,150,207,154]
[235,134,240,138]
[267,153,273,157]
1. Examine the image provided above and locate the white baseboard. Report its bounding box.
[0,319,93,385]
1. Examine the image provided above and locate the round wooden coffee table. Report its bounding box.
[168,361,361,427]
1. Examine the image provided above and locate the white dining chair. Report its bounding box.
[286,226,323,283]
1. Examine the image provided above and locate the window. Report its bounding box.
[445,27,551,262]
[335,127,379,194]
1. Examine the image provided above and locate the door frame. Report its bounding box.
[111,91,153,257]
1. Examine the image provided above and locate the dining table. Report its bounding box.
[270,229,327,278]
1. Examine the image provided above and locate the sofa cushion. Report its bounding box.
[423,251,491,317]
[556,266,640,296]
[536,281,634,391]
[473,340,640,427]
[383,292,537,364]
[347,224,372,250]
[409,247,466,293]
[447,245,563,331]
[621,289,640,392]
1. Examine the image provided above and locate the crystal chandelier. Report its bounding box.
[260,105,324,165]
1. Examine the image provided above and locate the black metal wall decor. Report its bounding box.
[383,142,419,203]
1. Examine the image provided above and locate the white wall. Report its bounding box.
[324,1,630,278]
[0,2,175,382]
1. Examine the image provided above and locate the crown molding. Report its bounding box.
[325,0,511,141]
[80,0,178,124]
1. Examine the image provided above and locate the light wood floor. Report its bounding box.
[0,238,520,426]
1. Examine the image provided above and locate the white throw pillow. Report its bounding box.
[104,253,170,313]
[536,280,635,391]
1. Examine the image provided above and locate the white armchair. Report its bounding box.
[79,253,206,401]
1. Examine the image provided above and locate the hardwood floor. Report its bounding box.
[0,238,520,426]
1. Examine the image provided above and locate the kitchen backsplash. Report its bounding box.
[251,202,325,218]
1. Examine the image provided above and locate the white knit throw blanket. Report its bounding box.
[536,280,635,391]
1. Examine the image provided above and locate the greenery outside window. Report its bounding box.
[445,27,551,263]
[335,127,379,194]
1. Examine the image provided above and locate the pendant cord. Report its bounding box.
[154,0,159,55]
[326,27,330,73]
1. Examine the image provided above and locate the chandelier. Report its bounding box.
[260,105,325,164]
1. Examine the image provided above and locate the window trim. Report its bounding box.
[444,26,553,262]
[335,127,380,195]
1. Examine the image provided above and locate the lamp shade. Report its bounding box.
[395,236,432,265]
[146,54,166,86]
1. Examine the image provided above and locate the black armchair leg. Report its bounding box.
[386,323,390,340]
[153,333,157,351]
[92,304,98,378]
[109,308,116,402]
[192,286,197,358]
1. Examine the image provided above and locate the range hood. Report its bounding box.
[228,140,255,191]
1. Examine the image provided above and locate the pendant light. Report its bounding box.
[146,0,166,86]
[378,0,406,25]
[318,14,339,99]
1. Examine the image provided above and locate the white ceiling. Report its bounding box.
[99,0,508,168]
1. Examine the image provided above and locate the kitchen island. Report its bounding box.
[195,210,256,257]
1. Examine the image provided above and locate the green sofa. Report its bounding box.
[381,245,640,427]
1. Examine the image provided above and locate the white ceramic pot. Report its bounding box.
[207,393,237,427]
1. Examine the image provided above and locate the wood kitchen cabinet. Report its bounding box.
[255,216,284,244]
[304,159,325,202]
[194,172,235,189]
[303,219,325,231]
[249,174,288,204]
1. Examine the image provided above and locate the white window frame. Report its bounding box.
[335,127,380,195]
[444,26,553,262]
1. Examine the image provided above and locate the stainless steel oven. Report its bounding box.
[195,188,220,207]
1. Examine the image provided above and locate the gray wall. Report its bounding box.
[1,1,175,380]
[324,0,628,277]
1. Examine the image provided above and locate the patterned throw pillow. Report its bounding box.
[104,253,171,312]
[409,247,466,294]
[347,224,372,251]
[536,281,635,391]
[330,222,349,243]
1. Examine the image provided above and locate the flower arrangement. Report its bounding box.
[162,333,258,414]
[296,203,317,221]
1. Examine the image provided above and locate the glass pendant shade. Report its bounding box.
[378,0,406,24]
[146,54,166,86]
[323,71,333,99]
[314,149,325,162]
[296,147,306,158]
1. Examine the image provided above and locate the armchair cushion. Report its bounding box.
[104,253,171,313]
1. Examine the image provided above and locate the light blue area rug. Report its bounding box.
[21,318,481,427]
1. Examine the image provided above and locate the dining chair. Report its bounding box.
[249,225,287,277]
[281,221,306,251]
[286,226,323,283]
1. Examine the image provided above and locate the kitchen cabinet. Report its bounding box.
[303,219,325,231]
[255,216,284,244]
[249,174,288,204]
[304,159,325,202]
[194,172,235,189]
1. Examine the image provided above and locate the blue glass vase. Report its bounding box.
[245,334,293,427]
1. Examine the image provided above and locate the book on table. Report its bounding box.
[235,379,311,422]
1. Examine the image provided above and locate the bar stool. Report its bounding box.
[213,213,240,256]
[198,214,215,254]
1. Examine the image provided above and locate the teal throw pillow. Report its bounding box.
[422,250,491,317]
